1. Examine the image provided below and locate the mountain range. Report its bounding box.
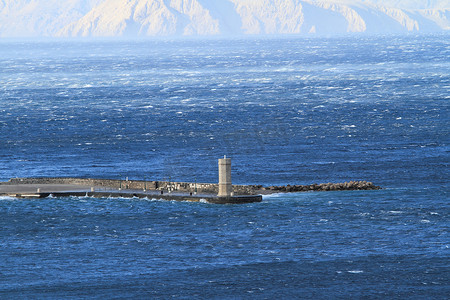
[0,0,449,37]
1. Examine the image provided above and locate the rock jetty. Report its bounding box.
[256,181,381,194]
[2,178,381,196]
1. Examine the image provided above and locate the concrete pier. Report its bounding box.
[0,183,262,204]
[0,156,263,204]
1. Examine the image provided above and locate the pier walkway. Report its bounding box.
[0,183,262,204]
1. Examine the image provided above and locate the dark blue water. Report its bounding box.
[0,35,449,298]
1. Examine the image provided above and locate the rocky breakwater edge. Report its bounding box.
[250,181,382,195]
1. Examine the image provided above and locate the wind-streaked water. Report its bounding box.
[0,35,449,298]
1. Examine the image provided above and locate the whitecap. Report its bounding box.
[347,270,364,274]
[342,125,356,129]
[147,198,166,202]
[388,211,403,214]
[262,193,284,199]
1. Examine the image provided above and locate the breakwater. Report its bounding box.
[0,178,264,204]
[6,177,227,194]
[259,181,381,193]
[4,178,381,195]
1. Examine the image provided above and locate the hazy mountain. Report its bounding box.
[0,0,449,37]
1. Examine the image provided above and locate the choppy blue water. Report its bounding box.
[0,35,449,298]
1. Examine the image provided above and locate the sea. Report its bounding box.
[0,34,448,298]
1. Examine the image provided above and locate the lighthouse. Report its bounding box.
[218,156,232,197]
